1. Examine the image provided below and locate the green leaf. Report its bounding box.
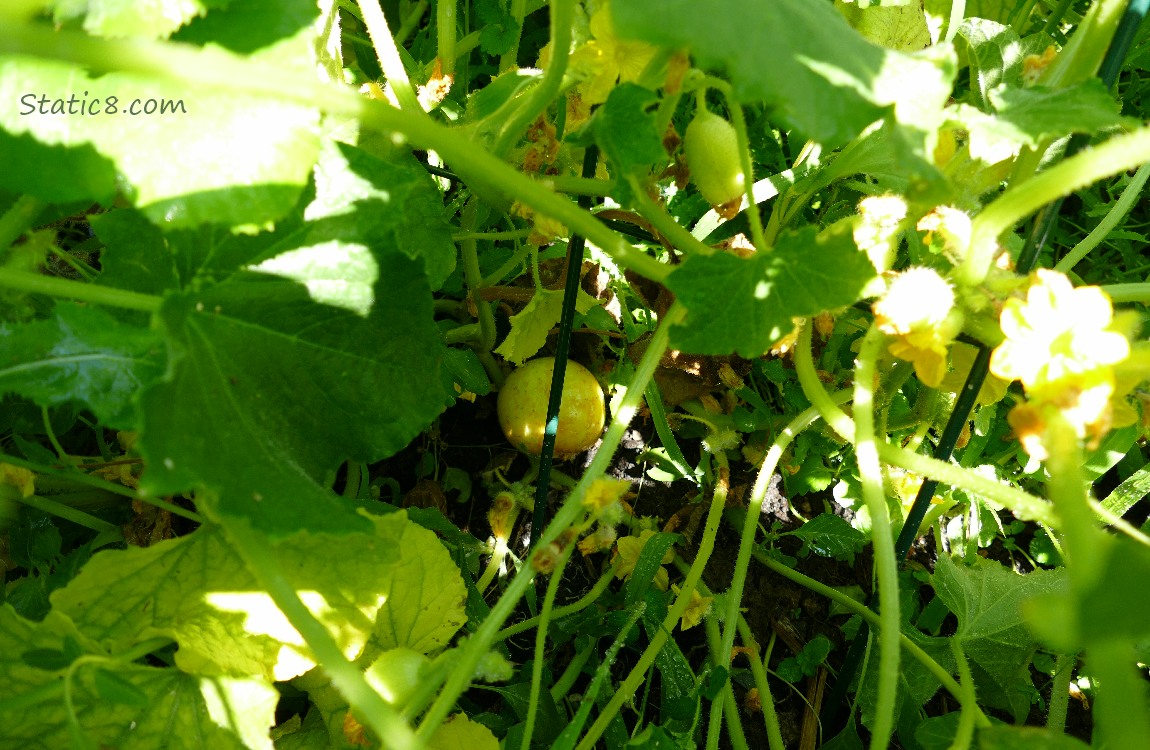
[612,0,954,147]
[835,0,931,51]
[494,288,596,365]
[0,303,164,429]
[1101,463,1150,518]
[368,513,468,654]
[305,140,457,291]
[914,712,964,750]
[624,532,679,607]
[954,19,1053,108]
[1,605,279,750]
[666,223,876,357]
[50,0,222,39]
[954,80,1128,162]
[92,667,151,707]
[0,51,319,229]
[931,555,1068,721]
[975,725,1091,750]
[475,0,520,57]
[786,514,868,563]
[427,712,501,750]
[591,84,666,186]
[137,250,447,535]
[49,513,416,681]
[0,129,116,204]
[442,348,493,399]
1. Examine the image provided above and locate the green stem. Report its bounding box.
[436,0,457,77]
[500,0,528,73]
[1042,412,1150,747]
[722,686,752,750]
[458,198,496,349]
[1046,651,1075,733]
[1102,282,1150,304]
[550,644,591,702]
[0,269,161,312]
[948,638,976,750]
[855,325,900,750]
[540,175,615,197]
[493,0,574,157]
[16,494,121,536]
[1055,161,1150,273]
[417,304,686,744]
[963,124,1150,286]
[944,0,967,43]
[718,385,853,695]
[753,549,991,727]
[796,323,1057,528]
[707,77,768,253]
[521,543,575,750]
[395,0,429,46]
[0,23,669,283]
[736,618,785,750]
[627,177,716,256]
[223,518,420,750]
[577,448,728,750]
[495,561,617,640]
[795,320,854,440]
[359,0,422,111]
[0,194,45,254]
[879,442,1058,527]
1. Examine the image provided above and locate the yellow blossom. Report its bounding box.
[873,267,961,388]
[990,270,1136,455]
[671,584,713,630]
[854,194,907,273]
[568,3,659,104]
[990,271,1128,397]
[583,477,630,514]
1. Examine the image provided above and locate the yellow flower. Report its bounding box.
[583,477,630,514]
[991,270,1136,455]
[671,584,713,630]
[569,3,659,104]
[873,267,961,388]
[854,195,907,273]
[991,271,1128,395]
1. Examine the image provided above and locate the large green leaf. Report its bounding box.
[612,0,954,146]
[306,140,457,291]
[0,605,278,750]
[665,223,875,357]
[0,302,164,428]
[0,129,116,204]
[954,19,1053,109]
[50,0,227,39]
[368,516,469,655]
[0,48,319,228]
[952,80,1128,162]
[50,513,417,681]
[932,555,1068,721]
[138,249,447,534]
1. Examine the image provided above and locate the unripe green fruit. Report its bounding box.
[366,648,427,707]
[497,358,606,459]
[683,109,745,208]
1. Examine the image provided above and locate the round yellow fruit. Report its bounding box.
[497,358,606,458]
